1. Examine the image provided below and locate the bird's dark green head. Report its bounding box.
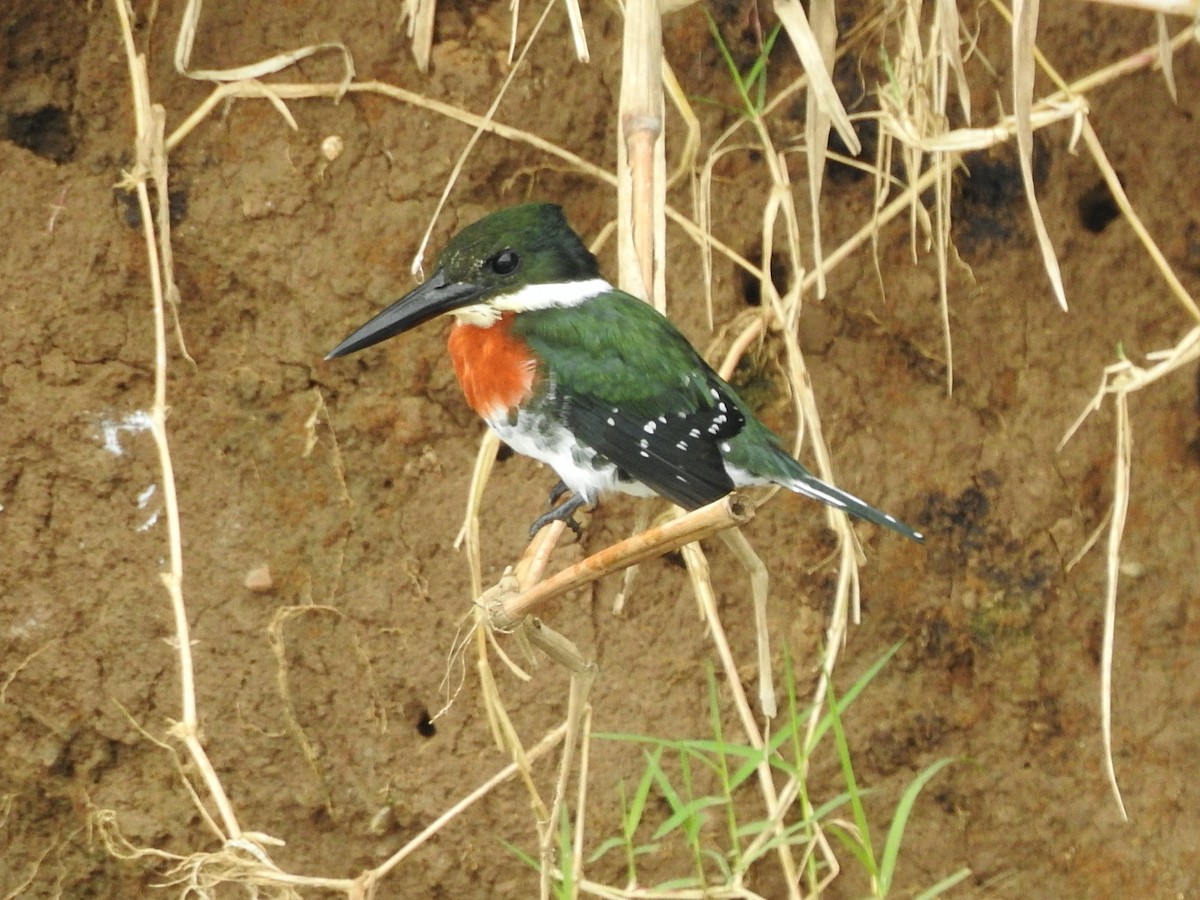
[326,203,605,359]
[437,203,600,290]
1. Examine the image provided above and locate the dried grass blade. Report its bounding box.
[1012,0,1068,309]
[1101,396,1131,820]
[175,0,354,85]
[562,0,590,62]
[937,0,972,123]
[398,0,437,73]
[774,0,861,155]
[804,0,837,298]
[1080,120,1200,322]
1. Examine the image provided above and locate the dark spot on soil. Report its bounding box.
[169,185,189,223]
[953,154,1023,244]
[115,184,189,229]
[1182,220,1200,274]
[416,709,437,738]
[6,106,75,163]
[1077,177,1121,233]
[952,142,1048,252]
[662,549,686,569]
[898,608,976,676]
[866,712,950,775]
[706,0,783,72]
[826,52,877,185]
[919,484,990,548]
[310,806,332,827]
[933,787,968,816]
[738,242,789,306]
[826,115,878,184]
[495,442,514,462]
[1020,695,1064,743]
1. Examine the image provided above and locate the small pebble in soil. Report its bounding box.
[244,564,273,592]
[321,135,345,162]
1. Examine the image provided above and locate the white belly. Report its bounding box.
[487,411,657,503]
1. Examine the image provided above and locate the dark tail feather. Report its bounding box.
[787,472,924,542]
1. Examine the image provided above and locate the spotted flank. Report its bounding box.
[487,407,659,504]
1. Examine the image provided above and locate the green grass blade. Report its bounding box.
[878,756,959,894]
[914,866,974,899]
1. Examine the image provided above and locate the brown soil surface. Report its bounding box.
[2,1,1199,897]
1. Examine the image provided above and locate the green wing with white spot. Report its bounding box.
[512,291,745,509]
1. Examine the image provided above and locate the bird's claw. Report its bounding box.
[548,480,571,507]
[529,490,588,539]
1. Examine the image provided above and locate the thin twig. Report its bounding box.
[487,494,753,630]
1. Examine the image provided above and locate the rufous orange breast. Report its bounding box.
[446,312,538,420]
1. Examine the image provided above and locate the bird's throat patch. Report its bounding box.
[447,312,537,420]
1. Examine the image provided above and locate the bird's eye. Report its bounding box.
[489,249,520,276]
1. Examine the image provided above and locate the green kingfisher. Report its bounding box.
[327,203,923,543]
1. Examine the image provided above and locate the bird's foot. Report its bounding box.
[529,489,589,539]
[547,479,571,507]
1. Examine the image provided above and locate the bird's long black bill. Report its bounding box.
[326,270,487,359]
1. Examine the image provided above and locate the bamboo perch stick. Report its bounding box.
[487,494,753,630]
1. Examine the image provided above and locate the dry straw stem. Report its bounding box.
[618,0,668,309]
[486,494,754,630]
[990,0,1199,313]
[697,0,1198,831]
[175,0,355,86]
[774,0,859,301]
[1002,13,1199,815]
[117,0,597,894]
[1011,0,1068,310]
[163,80,757,285]
[1060,327,1200,820]
[690,14,879,733]
[680,539,808,897]
[95,725,568,898]
[114,0,247,849]
[873,0,970,393]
